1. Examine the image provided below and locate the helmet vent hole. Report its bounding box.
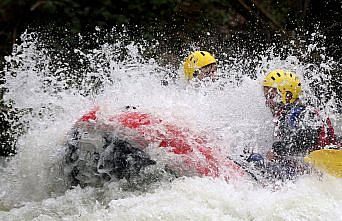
[271,76,276,80]
[200,52,206,56]
[298,83,301,86]
[277,72,281,77]
[290,73,293,77]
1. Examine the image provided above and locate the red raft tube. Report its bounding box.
[69,108,247,183]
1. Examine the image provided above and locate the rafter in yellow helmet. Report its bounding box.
[263,69,302,104]
[183,51,217,80]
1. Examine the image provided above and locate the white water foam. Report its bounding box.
[0,32,340,220]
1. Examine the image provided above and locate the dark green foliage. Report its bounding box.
[0,1,339,56]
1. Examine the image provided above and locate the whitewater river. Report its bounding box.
[0,32,341,221]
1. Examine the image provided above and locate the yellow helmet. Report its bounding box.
[263,69,302,104]
[183,51,217,80]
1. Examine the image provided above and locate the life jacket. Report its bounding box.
[77,108,247,181]
[273,105,337,149]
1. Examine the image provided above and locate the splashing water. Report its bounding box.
[0,32,341,220]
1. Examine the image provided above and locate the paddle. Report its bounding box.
[304,149,342,178]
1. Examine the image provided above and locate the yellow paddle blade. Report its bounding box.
[304,149,342,178]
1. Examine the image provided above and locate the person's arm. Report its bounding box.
[272,107,320,157]
[272,129,319,156]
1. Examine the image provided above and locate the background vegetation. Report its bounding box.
[0,0,341,156]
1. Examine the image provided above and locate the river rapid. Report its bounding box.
[0,32,341,221]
